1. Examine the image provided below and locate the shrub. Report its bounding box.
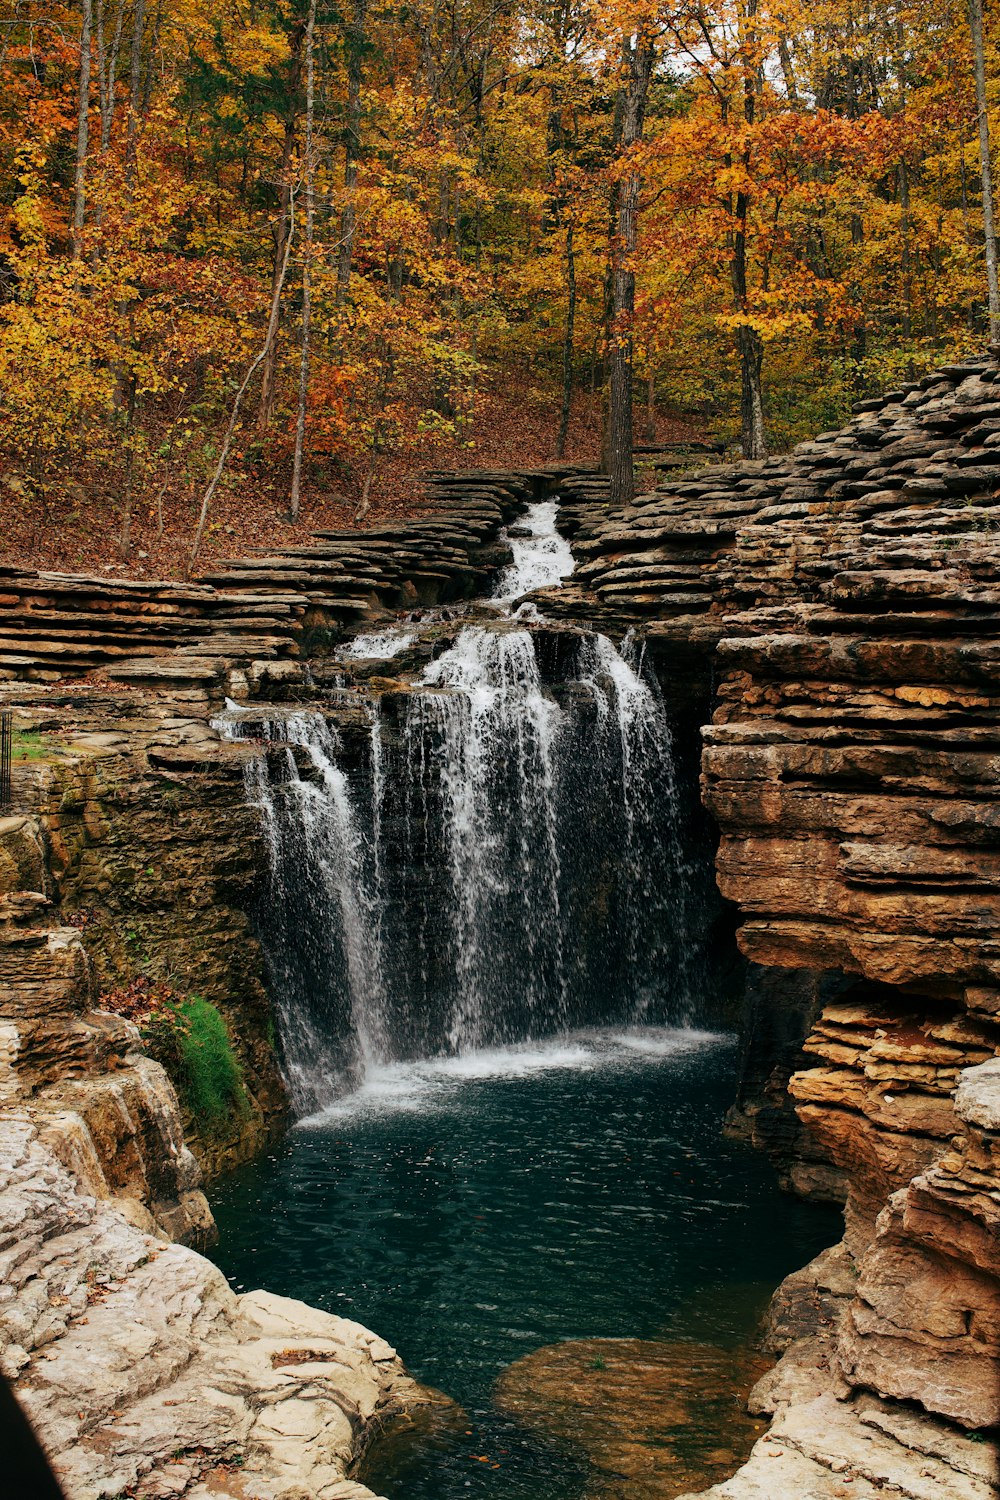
[143,996,248,1131]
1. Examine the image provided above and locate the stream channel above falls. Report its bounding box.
[208,501,841,1498]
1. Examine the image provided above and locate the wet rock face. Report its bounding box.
[724,963,850,1203]
[0,886,212,1248]
[0,690,287,1171]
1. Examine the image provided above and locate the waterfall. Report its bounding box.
[491,499,575,601]
[231,712,388,1107]
[226,503,701,1116]
[402,628,568,1052]
[570,633,698,1016]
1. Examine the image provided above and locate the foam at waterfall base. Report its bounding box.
[296,1027,730,1126]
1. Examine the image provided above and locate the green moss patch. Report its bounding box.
[143,996,248,1131]
[10,727,69,762]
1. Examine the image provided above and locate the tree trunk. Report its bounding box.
[732,207,767,458]
[140,0,161,114]
[777,36,799,106]
[290,0,317,522]
[898,160,914,339]
[354,451,378,521]
[72,0,93,260]
[96,0,123,152]
[124,0,145,193]
[737,324,766,458]
[731,5,767,459]
[555,219,576,458]
[606,33,655,514]
[258,18,306,430]
[336,0,368,306]
[969,0,1000,342]
[155,474,168,538]
[190,197,297,569]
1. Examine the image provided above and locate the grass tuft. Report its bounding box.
[143,995,248,1131]
[10,727,68,762]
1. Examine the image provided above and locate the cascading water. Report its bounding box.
[491,498,574,601]
[235,712,388,1104]
[571,630,699,1013]
[404,628,568,1052]
[227,499,702,1115]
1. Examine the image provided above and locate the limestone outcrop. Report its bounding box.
[837,1055,1000,1430]
[2,1113,431,1500]
[0,686,287,1170]
[675,1056,1000,1500]
[676,1386,998,1500]
[0,799,434,1499]
[0,470,550,684]
[556,351,1000,1499]
[0,885,212,1247]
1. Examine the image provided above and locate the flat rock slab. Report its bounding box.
[677,1391,998,1500]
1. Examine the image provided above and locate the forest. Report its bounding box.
[1,0,998,572]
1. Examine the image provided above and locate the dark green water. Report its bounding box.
[209,1029,840,1498]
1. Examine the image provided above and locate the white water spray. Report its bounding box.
[228,500,702,1115]
[491,499,575,601]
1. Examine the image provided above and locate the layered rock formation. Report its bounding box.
[544,353,1000,1500]
[3,353,1000,1498]
[0,796,436,1499]
[0,469,553,685]
[2,1113,432,1500]
[837,1053,1000,1430]
[0,883,212,1247]
[0,685,285,1171]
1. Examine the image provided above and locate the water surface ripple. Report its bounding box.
[209,1030,840,1499]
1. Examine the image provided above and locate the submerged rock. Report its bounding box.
[494,1337,770,1499]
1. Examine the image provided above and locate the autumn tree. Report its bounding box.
[2,0,1000,554]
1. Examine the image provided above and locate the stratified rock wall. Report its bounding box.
[0,469,546,682]
[2,685,287,1171]
[0,884,213,1248]
[561,351,1000,1498]
[837,1058,1000,1429]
